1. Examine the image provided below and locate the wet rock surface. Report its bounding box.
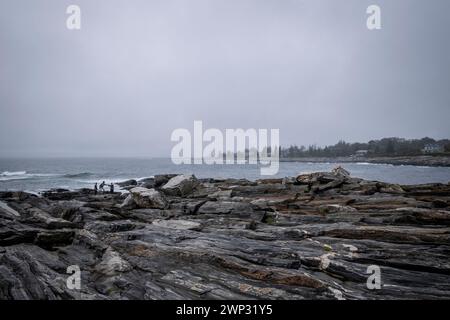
[0,172,449,300]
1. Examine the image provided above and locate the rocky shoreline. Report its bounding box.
[281,155,450,167]
[1,168,450,300]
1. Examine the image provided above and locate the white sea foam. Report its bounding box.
[0,171,60,181]
[0,171,27,176]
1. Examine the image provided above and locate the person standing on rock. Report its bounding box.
[99,181,106,193]
[94,183,98,195]
[110,183,114,194]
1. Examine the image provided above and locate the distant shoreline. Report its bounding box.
[280,155,450,167]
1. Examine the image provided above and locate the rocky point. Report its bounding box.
[0,168,449,300]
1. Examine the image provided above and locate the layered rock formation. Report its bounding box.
[1,171,449,300]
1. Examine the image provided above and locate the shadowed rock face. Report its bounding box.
[0,172,450,300]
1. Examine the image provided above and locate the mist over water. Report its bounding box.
[0,158,449,192]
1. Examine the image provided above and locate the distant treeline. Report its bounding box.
[280,137,450,158]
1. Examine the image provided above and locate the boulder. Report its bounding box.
[282,177,296,185]
[332,166,350,178]
[129,187,168,209]
[161,174,199,197]
[28,208,77,229]
[96,247,131,276]
[296,168,350,193]
[116,179,137,188]
[0,201,20,217]
[378,183,405,194]
[34,229,75,248]
[137,177,155,189]
[296,167,350,186]
[154,174,179,188]
[119,194,136,209]
[296,172,322,185]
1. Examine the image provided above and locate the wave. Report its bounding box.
[0,171,27,176]
[63,172,94,179]
[0,171,31,181]
[0,171,60,181]
[0,171,116,183]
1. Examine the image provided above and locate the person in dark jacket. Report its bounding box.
[110,183,114,194]
[94,183,98,195]
[99,181,106,192]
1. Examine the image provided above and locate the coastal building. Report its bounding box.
[354,150,369,157]
[422,144,444,154]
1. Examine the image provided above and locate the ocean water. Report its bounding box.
[0,158,449,192]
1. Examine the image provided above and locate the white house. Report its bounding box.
[354,150,369,157]
[422,144,443,154]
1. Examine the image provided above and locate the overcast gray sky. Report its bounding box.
[1,0,449,157]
